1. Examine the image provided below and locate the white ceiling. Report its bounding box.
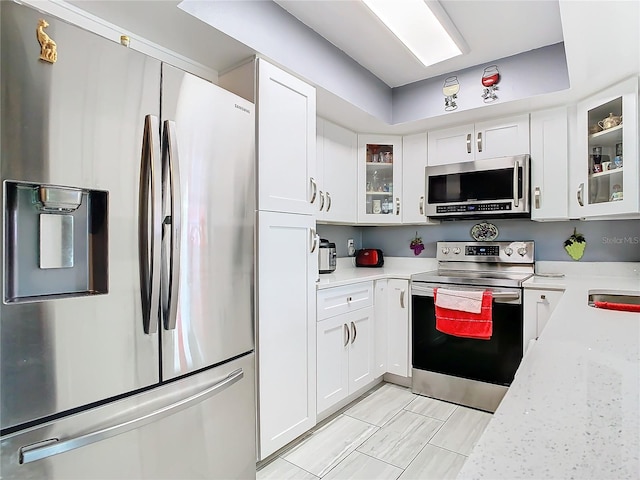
[274,0,564,88]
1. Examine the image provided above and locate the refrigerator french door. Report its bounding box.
[1,2,255,478]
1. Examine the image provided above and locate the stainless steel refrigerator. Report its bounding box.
[0,2,256,478]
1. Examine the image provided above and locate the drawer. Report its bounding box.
[317,282,373,321]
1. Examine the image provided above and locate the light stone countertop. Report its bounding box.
[315,257,437,289]
[458,264,640,480]
[317,258,640,478]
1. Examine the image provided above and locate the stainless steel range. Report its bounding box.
[411,241,534,412]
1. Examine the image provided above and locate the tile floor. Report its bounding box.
[257,383,492,480]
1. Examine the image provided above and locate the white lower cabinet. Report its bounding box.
[257,211,317,460]
[374,279,411,379]
[386,279,410,377]
[523,288,565,352]
[317,283,374,414]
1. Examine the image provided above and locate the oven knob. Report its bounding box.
[441,247,450,255]
[517,247,528,256]
[504,247,513,256]
[452,247,461,254]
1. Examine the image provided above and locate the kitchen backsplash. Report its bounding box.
[318,219,640,262]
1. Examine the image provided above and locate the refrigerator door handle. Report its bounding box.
[161,120,182,331]
[19,368,245,465]
[138,115,162,334]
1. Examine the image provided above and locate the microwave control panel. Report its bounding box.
[435,202,512,213]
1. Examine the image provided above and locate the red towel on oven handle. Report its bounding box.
[593,301,640,312]
[434,288,493,340]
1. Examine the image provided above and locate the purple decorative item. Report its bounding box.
[410,232,424,256]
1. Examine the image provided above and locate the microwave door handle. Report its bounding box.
[512,159,520,208]
[138,114,162,335]
[162,120,182,331]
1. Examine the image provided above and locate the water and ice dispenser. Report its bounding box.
[4,181,108,303]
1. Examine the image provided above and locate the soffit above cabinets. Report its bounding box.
[274,0,564,88]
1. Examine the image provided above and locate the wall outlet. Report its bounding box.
[347,239,356,256]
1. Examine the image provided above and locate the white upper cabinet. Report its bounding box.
[257,59,317,215]
[571,77,639,219]
[316,118,358,223]
[402,132,430,224]
[357,134,403,224]
[530,107,569,221]
[427,114,530,165]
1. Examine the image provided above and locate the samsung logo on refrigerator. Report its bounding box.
[235,104,251,114]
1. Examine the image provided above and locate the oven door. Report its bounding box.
[411,282,523,386]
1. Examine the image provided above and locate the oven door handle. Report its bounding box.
[411,284,521,304]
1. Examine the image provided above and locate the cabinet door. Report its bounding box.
[316,316,350,414]
[402,133,428,224]
[319,119,357,223]
[373,280,388,377]
[258,59,317,215]
[427,123,474,165]
[347,307,375,391]
[257,211,317,460]
[530,108,569,221]
[573,77,639,218]
[523,289,564,353]
[475,114,530,160]
[386,279,410,377]
[358,135,403,224]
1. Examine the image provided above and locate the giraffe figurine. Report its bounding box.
[36,19,57,64]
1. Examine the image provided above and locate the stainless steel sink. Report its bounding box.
[588,292,640,307]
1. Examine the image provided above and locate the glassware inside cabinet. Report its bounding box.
[586,96,624,204]
[365,143,394,214]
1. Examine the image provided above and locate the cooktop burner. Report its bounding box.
[412,241,535,288]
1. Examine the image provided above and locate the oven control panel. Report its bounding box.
[437,241,534,264]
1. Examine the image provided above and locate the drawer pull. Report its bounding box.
[540,294,546,300]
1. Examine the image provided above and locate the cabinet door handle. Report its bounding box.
[396,198,400,215]
[466,133,472,154]
[343,323,350,347]
[419,195,424,215]
[477,132,483,152]
[577,183,584,207]
[351,321,357,344]
[326,192,332,212]
[534,186,541,209]
[310,177,317,204]
[400,289,405,309]
[512,158,520,208]
[310,229,318,253]
[319,191,325,211]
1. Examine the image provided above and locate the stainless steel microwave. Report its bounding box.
[424,155,530,219]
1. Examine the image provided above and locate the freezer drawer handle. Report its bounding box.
[138,115,162,334]
[161,120,182,331]
[19,368,245,465]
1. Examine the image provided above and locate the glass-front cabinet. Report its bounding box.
[574,77,639,218]
[357,135,403,224]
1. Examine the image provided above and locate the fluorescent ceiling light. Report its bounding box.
[362,0,463,67]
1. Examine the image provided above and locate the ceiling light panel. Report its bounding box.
[362,0,462,67]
